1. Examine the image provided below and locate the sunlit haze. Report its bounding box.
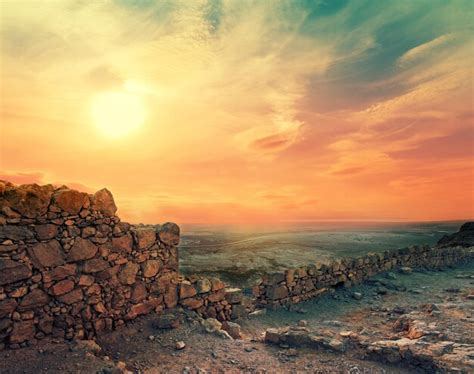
[1,0,473,224]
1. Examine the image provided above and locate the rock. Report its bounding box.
[78,274,95,286]
[9,320,35,344]
[142,260,160,278]
[180,297,203,310]
[57,288,83,304]
[130,283,148,303]
[72,339,102,354]
[444,288,460,293]
[427,341,454,356]
[175,341,186,350]
[231,304,247,320]
[352,292,363,300]
[0,299,17,318]
[264,328,281,344]
[91,188,117,216]
[216,329,233,340]
[248,309,266,318]
[118,262,139,285]
[81,227,96,238]
[399,267,412,274]
[211,278,225,291]
[0,225,35,241]
[152,312,182,329]
[158,222,180,246]
[83,258,109,273]
[112,234,133,254]
[196,278,212,294]
[52,189,87,214]
[328,338,345,352]
[202,318,222,333]
[0,259,32,285]
[225,288,243,304]
[438,222,474,247]
[179,282,197,299]
[298,320,308,327]
[222,321,242,339]
[135,228,156,249]
[67,238,98,262]
[17,289,49,311]
[50,279,75,296]
[34,224,58,241]
[28,240,65,268]
[3,183,54,218]
[266,285,288,301]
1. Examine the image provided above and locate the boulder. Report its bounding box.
[18,289,49,311]
[91,188,117,216]
[142,260,160,278]
[2,183,54,218]
[0,259,32,285]
[225,288,243,304]
[43,264,77,282]
[28,240,65,268]
[222,321,242,339]
[35,224,58,240]
[9,320,35,344]
[265,328,281,344]
[57,288,83,304]
[50,279,75,296]
[118,262,139,285]
[52,189,87,214]
[196,278,212,294]
[67,238,98,262]
[202,318,222,333]
[83,258,109,273]
[0,225,35,241]
[180,297,203,310]
[0,299,17,318]
[135,228,156,249]
[130,283,148,303]
[179,282,197,299]
[266,285,288,301]
[158,222,180,246]
[112,234,133,254]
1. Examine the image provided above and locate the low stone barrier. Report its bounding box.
[0,181,244,349]
[252,245,474,308]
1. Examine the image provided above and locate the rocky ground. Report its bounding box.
[1,261,472,374]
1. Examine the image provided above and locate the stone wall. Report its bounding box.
[0,181,244,349]
[252,244,474,308]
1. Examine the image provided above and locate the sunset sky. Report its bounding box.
[1,0,473,224]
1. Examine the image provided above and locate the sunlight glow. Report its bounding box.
[91,91,146,139]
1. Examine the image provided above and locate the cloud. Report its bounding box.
[397,34,455,66]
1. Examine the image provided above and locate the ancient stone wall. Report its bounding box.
[0,182,244,349]
[253,245,474,308]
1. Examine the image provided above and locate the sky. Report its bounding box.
[1,0,473,224]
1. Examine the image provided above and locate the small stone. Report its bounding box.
[399,267,412,274]
[352,292,363,300]
[175,341,186,350]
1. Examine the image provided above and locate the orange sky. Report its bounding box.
[1,1,473,224]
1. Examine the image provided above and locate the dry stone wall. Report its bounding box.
[253,245,474,308]
[0,181,244,349]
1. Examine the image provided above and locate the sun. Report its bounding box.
[91,91,146,138]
